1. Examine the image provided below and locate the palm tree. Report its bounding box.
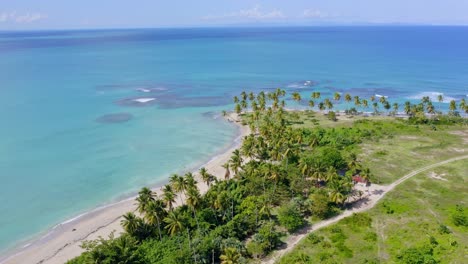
[136,187,155,214]
[324,98,333,110]
[186,187,202,229]
[449,100,457,113]
[344,93,352,103]
[240,91,247,101]
[459,98,467,116]
[291,92,301,102]
[404,101,411,115]
[248,92,255,101]
[370,95,376,102]
[220,247,241,264]
[318,102,325,111]
[426,102,435,114]
[362,99,369,110]
[222,162,231,180]
[437,94,444,112]
[184,172,197,190]
[392,102,399,115]
[333,92,341,101]
[229,149,243,176]
[233,96,239,104]
[170,173,187,204]
[121,212,141,236]
[164,211,184,236]
[353,96,361,108]
[379,96,386,104]
[235,103,242,114]
[199,167,214,187]
[161,185,176,211]
[372,102,379,114]
[145,199,166,240]
[308,100,315,108]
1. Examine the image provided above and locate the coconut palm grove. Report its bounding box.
[67,89,467,264]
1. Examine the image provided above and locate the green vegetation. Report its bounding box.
[279,160,467,264]
[68,89,466,264]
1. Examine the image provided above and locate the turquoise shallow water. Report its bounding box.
[0,26,467,253]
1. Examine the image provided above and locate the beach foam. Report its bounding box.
[408,92,456,103]
[133,98,156,103]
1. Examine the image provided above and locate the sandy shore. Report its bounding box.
[1,113,248,264]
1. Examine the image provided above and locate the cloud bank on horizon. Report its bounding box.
[1,0,468,30]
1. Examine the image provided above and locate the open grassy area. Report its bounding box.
[281,111,467,184]
[279,160,468,264]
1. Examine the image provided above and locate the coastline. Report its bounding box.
[1,113,248,264]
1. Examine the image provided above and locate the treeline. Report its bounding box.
[68,89,464,264]
[231,90,467,125]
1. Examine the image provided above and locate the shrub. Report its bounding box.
[397,245,438,264]
[277,202,306,233]
[451,205,467,227]
[306,233,323,244]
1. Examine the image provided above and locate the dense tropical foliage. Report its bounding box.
[68,89,466,264]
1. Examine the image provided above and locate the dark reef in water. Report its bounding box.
[96,113,133,123]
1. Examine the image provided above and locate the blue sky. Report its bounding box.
[1,0,468,30]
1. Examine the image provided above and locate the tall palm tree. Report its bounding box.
[229,149,243,176]
[199,167,214,187]
[136,187,155,214]
[184,172,197,190]
[186,187,202,229]
[170,174,187,204]
[426,102,435,114]
[121,212,141,236]
[353,96,361,108]
[233,96,239,104]
[145,199,166,240]
[392,102,399,115]
[324,98,333,110]
[333,92,341,101]
[240,91,247,101]
[222,162,231,180]
[161,185,176,211]
[291,92,301,102]
[344,93,352,103]
[449,100,457,113]
[437,94,444,112]
[318,102,325,111]
[248,92,255,101]
[164,211,184,236]
[362,99,369,109]
[220,247,241,264]
[404,101,411,115]
[308,100,315,108]
[235,103,242,114]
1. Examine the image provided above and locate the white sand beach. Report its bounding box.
[1,113,248,264]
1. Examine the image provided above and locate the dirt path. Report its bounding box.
[263,154,468,264]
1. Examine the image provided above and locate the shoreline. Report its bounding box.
[0,113,248,264]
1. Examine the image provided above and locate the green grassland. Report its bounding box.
[279,160,467,264]
[281,111,467,184]
[277,111,467,264]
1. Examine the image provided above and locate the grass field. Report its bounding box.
[278,160,467,264]
[283,111,467,184]
[276,112,467,264]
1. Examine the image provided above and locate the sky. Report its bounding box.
[1,0,468,30]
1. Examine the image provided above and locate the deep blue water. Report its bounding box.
[0,26,467,254]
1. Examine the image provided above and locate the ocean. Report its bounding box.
[0,26,467,254]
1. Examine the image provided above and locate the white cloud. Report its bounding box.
[301,9,330,19]
[0,11,48,24]
[202,5,286,21]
